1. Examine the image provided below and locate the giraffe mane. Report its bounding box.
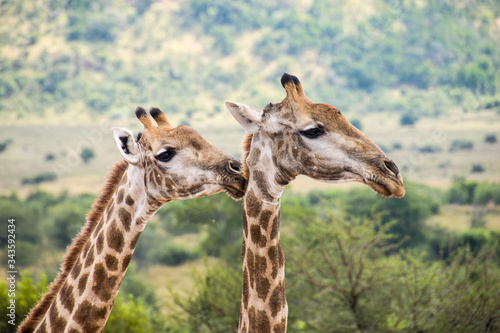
[241,133,252,180]
[19,160,129,332]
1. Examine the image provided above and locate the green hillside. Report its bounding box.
[1,1,500,332]
[1,0,499,124]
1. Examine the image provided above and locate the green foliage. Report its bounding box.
[157,193,243,265]
[0,139,12,153]
[484,133,497,144]
[21,172,57,185]
[287,215,398,332]
[47,194,94,248]
[0,272,48,332]
[2,0,499,118]
[151,242,199,266]
[454,56,499,94]
[339,183,441,247]
[447,178,500,205]
[165,262,241,332]
[450,139,474,151]
[400,112,418,126]
[471,163,485,173]
[473,182,500,205]
[105,295,159,333]
[80,147,95,163]
[447,178,478,204]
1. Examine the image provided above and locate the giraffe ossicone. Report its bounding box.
[226,73,405,333]
[18,107,246,333]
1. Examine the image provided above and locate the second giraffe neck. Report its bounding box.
[239,169,288,333]
[28,164,160,333]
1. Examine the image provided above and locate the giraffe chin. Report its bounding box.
[366,179,405,198]
[223,185,246,200]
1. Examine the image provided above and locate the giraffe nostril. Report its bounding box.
[383,160,399,176]
[228,161,242,174]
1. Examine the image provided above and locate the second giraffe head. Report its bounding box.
[225,73,404,198]
[113,107,247,204]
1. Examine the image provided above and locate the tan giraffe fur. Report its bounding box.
[226,73,405,333]
[18,107,246,333]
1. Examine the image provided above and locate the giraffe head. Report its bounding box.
[112,107,247,203]
[225,73,404,198]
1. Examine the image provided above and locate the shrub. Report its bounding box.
[400,112,418,126]
[473,182,500,205]
[80,147,95,163]
[48,194,94,248]
[21,172,57,185]
[0,272,48,332]
[151,242,198,266]
[484,134,497,144]
[165,262,241,332]
[105,290,166,333]
[471,163,485,173]
[0,139,12,153]
[418,144,441,153]
[449,139,474,151]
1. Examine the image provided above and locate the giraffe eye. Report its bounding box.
[155,149,176,162]
[300,127,325,139]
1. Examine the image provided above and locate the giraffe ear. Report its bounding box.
[225,101,263,134]
[112,128,141,165]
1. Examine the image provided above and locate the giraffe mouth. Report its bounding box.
[223,184,246,200]
[364,174,405,198]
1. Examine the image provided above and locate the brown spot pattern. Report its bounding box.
[242,267,249,310]
[74,300,107,332]
[116,188,125,204]
[92,263,113,302]
[255,254,270,300]
[242,209,248,237]
[253,170,273,201]
[96,232,104,254]
[273,318,287,333]
[122,254,133,272]
[39,320,48,333]
[84,245,95,268]
[82,242,90,259]
[130,233,141,249]
[105,254,118,271]
[250,224,267,248]
[249,307,271,333]
[270,215,280,240]
[59,281,75,312]
[78,272,89,296]
[268,246,279,279]
[107,220,124,253]
[260,209,273,230]
[247,249,255,288]
[125,194,134,206]
[71,259,82,280]
[269,281,286,318]
[245,189,261,218]
[118,208,132,232]
[49,303,67,332]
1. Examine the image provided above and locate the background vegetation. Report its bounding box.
[1,0,499,332]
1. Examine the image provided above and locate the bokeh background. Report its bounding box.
[1,0,500,332]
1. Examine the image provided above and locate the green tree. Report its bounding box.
[165,262,241,332]
[80,147,95,164]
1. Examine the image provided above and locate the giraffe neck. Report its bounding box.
[239,138,289,333]
[21,162,161,333]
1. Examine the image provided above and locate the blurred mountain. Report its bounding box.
[0,0,499,123]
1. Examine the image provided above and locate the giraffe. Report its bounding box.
[18,107,247,333]
[225,73,405,333]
